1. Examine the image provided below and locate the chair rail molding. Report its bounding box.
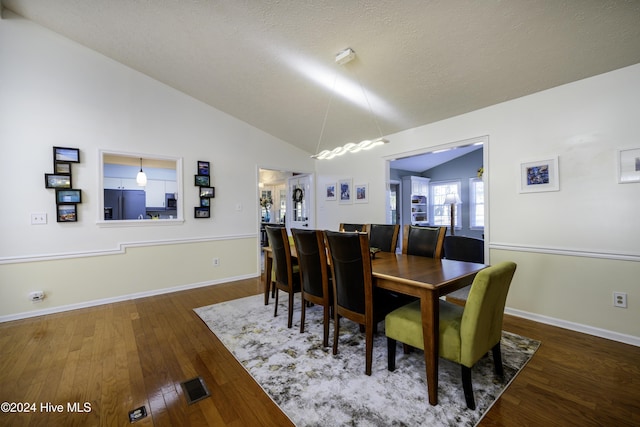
[0,233,256,264]
[490,242,640,262]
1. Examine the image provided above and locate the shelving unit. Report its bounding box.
[402,176,430,226]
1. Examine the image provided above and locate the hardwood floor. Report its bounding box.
[0,276,638,426]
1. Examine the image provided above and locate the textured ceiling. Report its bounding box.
[3,0,640,156]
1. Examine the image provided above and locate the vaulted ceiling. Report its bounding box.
[3,0,640,157]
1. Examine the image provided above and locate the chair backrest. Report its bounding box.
[443,236,485,263]
[368,224,400,252]
[339,223,368,233]
[265,226,294,289]
[460,261,517,367]
[324,230,373,316]
[402,225,446,258]
[291,228,330,298]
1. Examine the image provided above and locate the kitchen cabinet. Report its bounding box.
[402,176,430,225]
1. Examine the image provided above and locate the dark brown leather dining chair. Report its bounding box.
[368,224,400,253]
[443,235,485,306]
[265,226,301,328]
[291,228,332,347]
[324,230,407,375]
[402,225,447,258]
[339,223,368,233]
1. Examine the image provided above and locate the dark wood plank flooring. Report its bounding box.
[0,277,638,426]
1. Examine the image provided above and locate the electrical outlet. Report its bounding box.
[212,257,220,267]
[613,292,627,308]
[29,291,45,302]
[31,213,47,225]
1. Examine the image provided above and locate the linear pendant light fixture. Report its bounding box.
[311,48,390,160]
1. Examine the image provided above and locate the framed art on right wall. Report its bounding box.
[519,156,559,193]
[617,148,640,183]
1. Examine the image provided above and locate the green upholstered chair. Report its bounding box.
[291,228,332,347]
[385,261,517,409]
[265,226,301,328]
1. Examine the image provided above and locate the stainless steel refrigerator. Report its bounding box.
[104,189,146,220]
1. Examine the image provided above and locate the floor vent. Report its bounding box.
[181,376,211,405]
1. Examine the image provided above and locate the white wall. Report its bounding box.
[1,12,638,345]
[314,64,640,343]
[0,13,314,319]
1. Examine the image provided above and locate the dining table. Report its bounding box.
[261,246,487,406]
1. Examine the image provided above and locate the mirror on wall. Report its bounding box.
[99,151,182,223]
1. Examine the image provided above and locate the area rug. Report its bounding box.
[195,294,539,427]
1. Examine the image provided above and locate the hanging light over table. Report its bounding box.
[311,48,390,160]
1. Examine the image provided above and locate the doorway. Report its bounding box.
[387,136,488,253]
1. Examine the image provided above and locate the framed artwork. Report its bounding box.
[354,183,368,203]
[198,161,210,176]
[199,187,215,198]
[617,147,640,183]
[325,183,336,201]
[339,178,352,204]
[195,175,210,187]
[45,173,72,189]
[55,162,71,174]
[519,157,559,193]
[194,207,210,218]
[57,204,77,222]
[200,198,210,207]
[56,189,82,204]
[53,146,80,163]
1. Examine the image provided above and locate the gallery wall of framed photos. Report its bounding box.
[195,160,214,218]
[45,146,82,222]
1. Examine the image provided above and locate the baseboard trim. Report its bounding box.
[505,307,640,347]
[0,273,258,323]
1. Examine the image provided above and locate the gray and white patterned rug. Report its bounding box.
[195,294,539,427]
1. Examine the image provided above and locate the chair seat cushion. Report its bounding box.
[384,299,465,362]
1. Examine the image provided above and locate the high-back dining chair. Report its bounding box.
[339,223,368,233]
[385,261,517,409]
[368,224,400,253]
[402,225,447,258]
[265,226,301,328]
[324,230,407,375]
[443,236,485,306]
[291,228,332,347]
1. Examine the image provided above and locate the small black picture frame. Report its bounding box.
[56,189,82,204]
[200,197,210,207]
[57,204,77,222]
[55,162,72,174]
[198,161,210,176]
[53,146,80,163]
[45,173,72,189]
[199,187,215,198]
[195,175,210,187]
[194,207,210,218]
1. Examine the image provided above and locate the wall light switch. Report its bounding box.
[31,213,47,225]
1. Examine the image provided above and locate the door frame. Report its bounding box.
[384,135,489,259]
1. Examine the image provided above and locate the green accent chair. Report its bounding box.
[385,261,517,409]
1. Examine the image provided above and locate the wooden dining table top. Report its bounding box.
[263,245,485,295]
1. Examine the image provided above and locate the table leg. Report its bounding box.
[263,252,272,305]
[420,291,439,405]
